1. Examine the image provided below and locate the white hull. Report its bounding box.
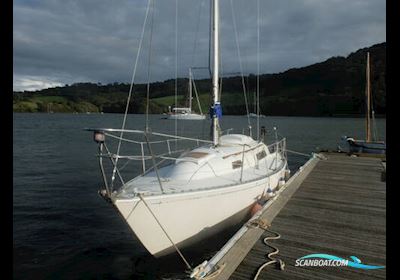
[167,113,206,120]
[246,113,266,118]
[113,163,286,256]
[89,0,290,263]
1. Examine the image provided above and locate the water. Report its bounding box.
[13,113,385,279]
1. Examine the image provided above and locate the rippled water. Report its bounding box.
[13,113,385,279]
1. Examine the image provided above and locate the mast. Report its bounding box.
[254,91,256,113]
[189,68,193,113]
[211,0,220,146]
[366,52,371,142]
[256,0,260,140]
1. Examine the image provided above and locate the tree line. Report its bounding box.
[13,42,385,117]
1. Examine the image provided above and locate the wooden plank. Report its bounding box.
[208,156,320,280]
[225,152,386,280]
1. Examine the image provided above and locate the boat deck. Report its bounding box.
[118,138,286,197]
[120,156,285,195]
[208,152,386,280]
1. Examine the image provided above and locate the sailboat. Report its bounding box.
[88,0,288,258]
[167,68,206,120]
[344,52,386,154]
[247,91,266,118]
[47,102,53,114]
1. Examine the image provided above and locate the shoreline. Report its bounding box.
[12,112,387,118]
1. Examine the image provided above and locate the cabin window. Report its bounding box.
[256,150,267,160]
[232,160,242,169]
[184,152,209,159]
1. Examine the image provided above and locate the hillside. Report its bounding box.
[13,43,386,116]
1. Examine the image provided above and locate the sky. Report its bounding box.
[13,0,386,92]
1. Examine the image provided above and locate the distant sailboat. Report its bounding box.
[344,52,386,154]
[245,92,266,118]
[47,103,54,114]
[167,68,206,120]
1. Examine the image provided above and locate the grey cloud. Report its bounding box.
[13,0,385,91]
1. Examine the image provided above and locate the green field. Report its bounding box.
[13,95,100,113]
[151,93,210,114]
[151,95,184,106]
[30,96,69,103]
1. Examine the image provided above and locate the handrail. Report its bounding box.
[266,138,286,149]
[85,127,213,144]
[99,138,286,162]
[99,148,187,161]
[221,128,234,135]
[91,126,287,199]
[104,132,184,145]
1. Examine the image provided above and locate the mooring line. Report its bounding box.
[138,194,192,270]
[286,149,312,157]
[246,219,285,280]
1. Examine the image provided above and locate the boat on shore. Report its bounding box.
[344,52,386,155]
